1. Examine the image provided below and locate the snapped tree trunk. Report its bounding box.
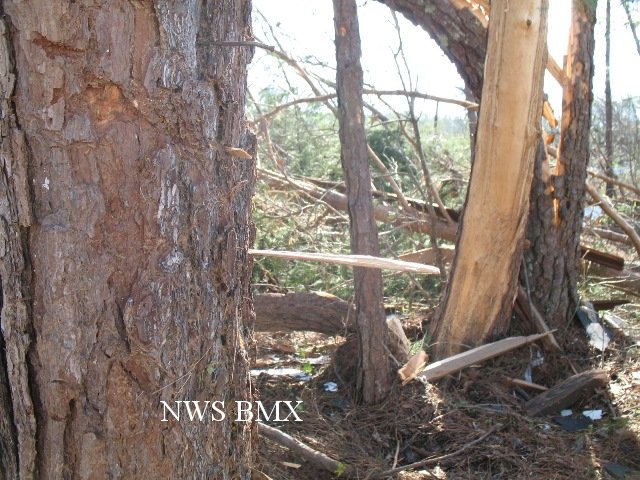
[379,0,596,338]
[432,0,549,358]
[526,0,597,331]
[0,1,256,478]
[333,0,392,403]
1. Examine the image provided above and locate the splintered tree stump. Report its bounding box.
[254,293,355,334]
[526,369,609,416]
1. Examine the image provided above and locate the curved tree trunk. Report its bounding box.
[0,1,255,478]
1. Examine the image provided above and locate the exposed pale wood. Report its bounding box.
[587,169,640,196]
[516,287,562,351]
[416,333,553,383]
[526,369,609,416]
[546,51,568,86]
[399,246,456,265]
[258,423,352,477]
[433,0,549,358]
[249,249,440,274]
[585,183,640,256]
[507,378,549,392]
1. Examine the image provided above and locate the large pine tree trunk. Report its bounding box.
[0,1,256,478]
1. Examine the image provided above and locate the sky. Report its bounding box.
[248,0,640,120]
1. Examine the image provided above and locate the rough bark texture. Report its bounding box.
[433,0,548,358]
[526,0,596,331]
[0,1,256,478]
[254,292,354,334]
[334,0,392,403]
[377,0,487,99]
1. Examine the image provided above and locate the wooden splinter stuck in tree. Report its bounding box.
[432,0,549,359]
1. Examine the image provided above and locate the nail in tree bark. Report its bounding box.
[333,0,392,403]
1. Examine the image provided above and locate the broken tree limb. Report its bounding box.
[585,183,640,256]
[583,226,633,246]
[525,369,609,416]
[259,169,458,241]
[399,246,456,265]
[515,287,562,351]
[249,249,440,274]
[507,377,549,392]
[588,169,640,196]
[580,246,625,271]
[257,423,353,477]
[375,425,502,478]
[254,292,354,334]
[414,332,553,383]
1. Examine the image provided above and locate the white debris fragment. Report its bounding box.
[582,410,602,421]
[561,409,573,417]
[42,177,50,190]
[323,381,338,392]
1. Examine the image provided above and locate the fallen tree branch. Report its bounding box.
[254,292,354,334]
[588,169,640,196]
[376,425,502,478]
[258,423,354,477]
[256,90,478,121]
[249,249,440,274]
[415,332,553,383]
[585,183,640,256]
[259,169,458,241]
[583,226,633,246]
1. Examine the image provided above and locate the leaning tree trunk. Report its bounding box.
[433,0,548,358]
[0,1,255,478]
[379,0,596,337]
[334,0,393,403]
[526,0,597,331]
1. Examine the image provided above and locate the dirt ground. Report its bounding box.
[251,308,640,480]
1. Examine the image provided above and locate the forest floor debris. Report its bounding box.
[252,311,640,479]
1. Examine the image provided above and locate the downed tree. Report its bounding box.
[259,169,458,241]
[585,182,640,256]
[254,292,354,334]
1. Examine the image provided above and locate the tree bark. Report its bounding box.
[333,0,392,403]
[377,0,487,99]
[605,0,616,196]
[0,1,256,478]
[433,0,548,358]
[526,0,597,331]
